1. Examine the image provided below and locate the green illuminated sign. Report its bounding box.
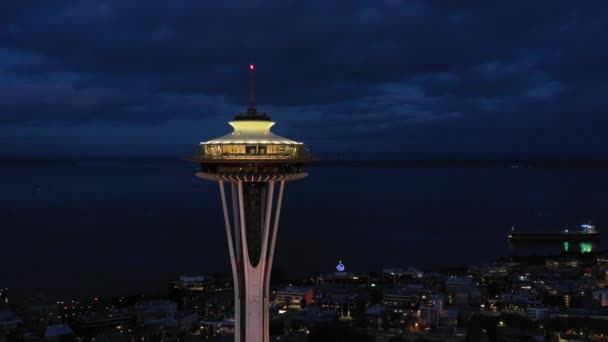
[580,242,592,253]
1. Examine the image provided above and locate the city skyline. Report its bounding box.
[2,2,608,341]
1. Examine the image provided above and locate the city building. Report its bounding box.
[23,295,61,332]
[200,319,236,336]
[189,64,311,342]
[592,288,608,307]
[288,306,338,325]
[134,300,178,324]
[169,275,214,303]
[446,276,482,307]
[0,304,21,334]
[419,295,445,326]
[0,288,7,304]
[315,269,370,286]
[274,287,313,310]
[383,268,423,285]
[74,310,135,336]
[440,308,460,327]
[419,305,441,327]
[201,289,234,320]
[314,285,359,320]
[383,285,426,309]
[446,276,475,293]
[365,305,387,327]
[44,324,75,342]
[480,262,516,278]
[526,307,550,321]
[502,293,536,304]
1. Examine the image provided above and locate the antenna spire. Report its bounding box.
[249,64,255,110]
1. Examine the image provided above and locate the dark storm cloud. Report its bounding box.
[1,1,607,156]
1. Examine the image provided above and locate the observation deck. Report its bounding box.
[189,110,311,182]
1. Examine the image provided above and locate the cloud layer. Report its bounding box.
[1,1,607,157]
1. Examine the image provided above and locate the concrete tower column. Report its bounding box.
[218,180,286,342]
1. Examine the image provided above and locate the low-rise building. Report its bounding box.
[0,304,21,333]
[170,275,214,301]
[383,268,423,285]
[441,308,460,327]
[419,305,441,326]
[592,288,608,307]
[134,300,178,324]
[383,285,424,309]
[526,307,549,321]
[0,288,8,304]
[365,305,387,327]
[274,287,313,310]
[45,324,75,342]
[446,277,475,293]
[419,295,444,326]
[314,285,358,320]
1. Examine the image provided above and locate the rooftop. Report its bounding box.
[202,120,302,146]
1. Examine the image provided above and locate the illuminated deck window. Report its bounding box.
[196,143,309,160]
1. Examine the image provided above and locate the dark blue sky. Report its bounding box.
[1,1,607,158]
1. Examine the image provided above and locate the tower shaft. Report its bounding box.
[218,180,285,342]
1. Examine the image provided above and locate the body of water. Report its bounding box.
[1,161,607,300]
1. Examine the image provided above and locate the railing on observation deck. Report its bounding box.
[192,144,311,161]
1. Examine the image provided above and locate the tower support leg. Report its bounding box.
[218,180,286,342]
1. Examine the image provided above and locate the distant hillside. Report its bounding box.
[0,157,77,166]
[310,159,608,168]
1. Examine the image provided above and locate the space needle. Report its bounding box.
[189,64,311,341]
